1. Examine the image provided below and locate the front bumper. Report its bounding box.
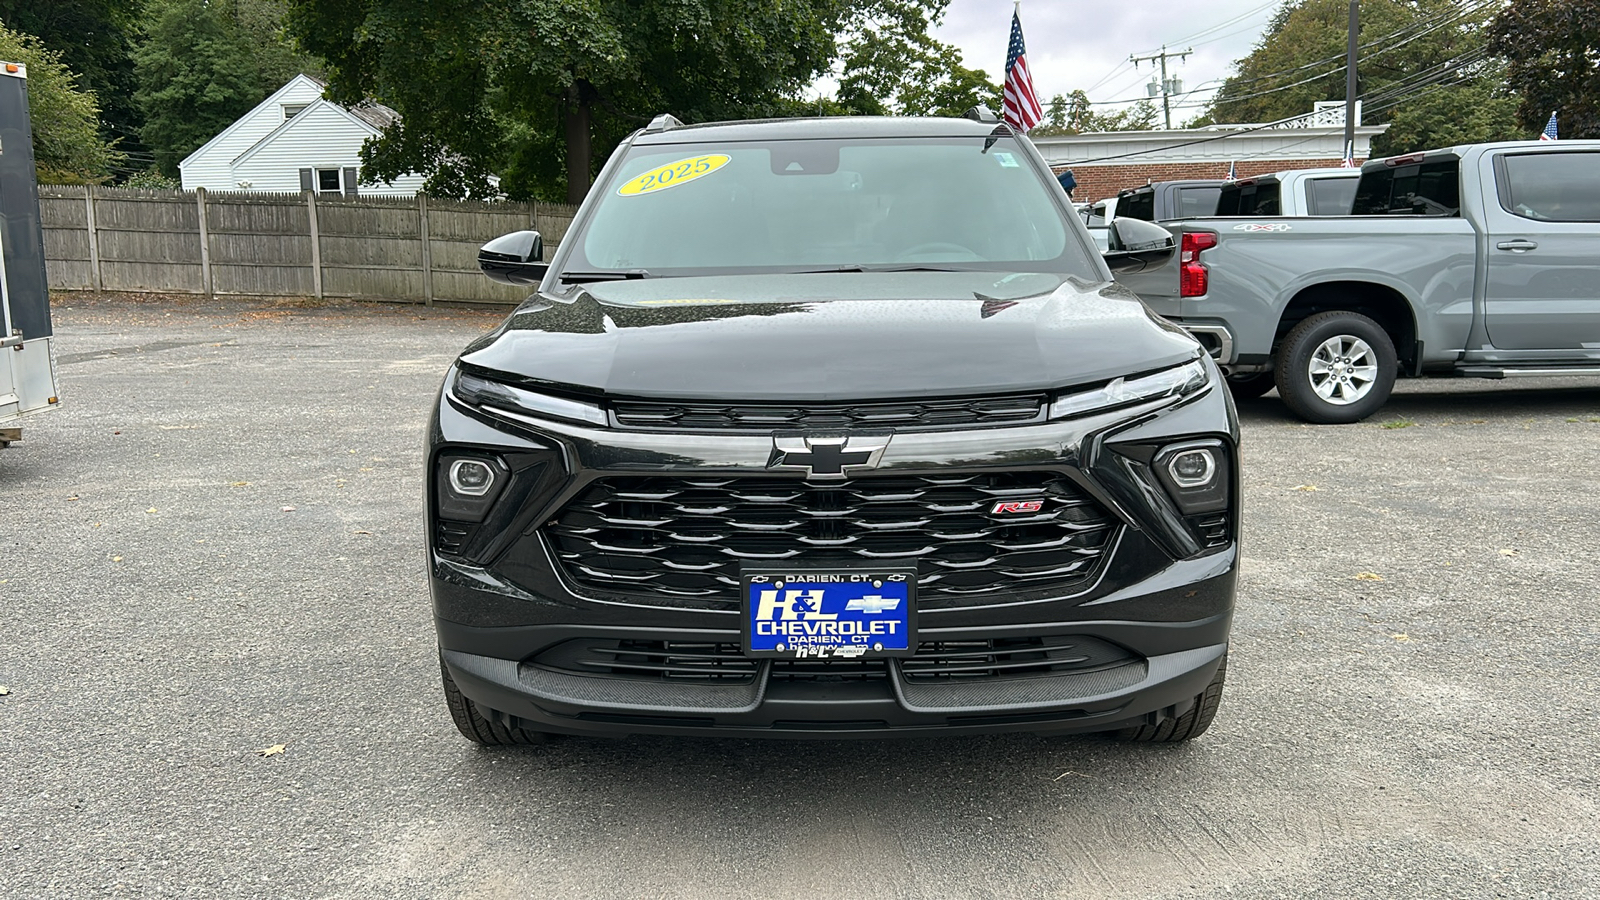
[428,367,1239,739]
[441,622,1228,739]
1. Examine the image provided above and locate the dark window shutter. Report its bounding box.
[343,167,359,197]
[299,168,313,192]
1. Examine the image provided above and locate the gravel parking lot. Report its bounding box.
[3,293,1597,899]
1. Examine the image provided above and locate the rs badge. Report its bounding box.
[992,500,1044,514]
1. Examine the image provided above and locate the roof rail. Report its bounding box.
[963,106,1000,124]
[644,113,684,134]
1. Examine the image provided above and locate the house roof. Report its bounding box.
[178,73,326,172]
[229,96,401,168]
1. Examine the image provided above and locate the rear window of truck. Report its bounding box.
[1119,190,1155,221]
[1306,177,1358,215]
[1352,159,1460,216]
[1175,186,1222,218]
[1215,182,1281,216]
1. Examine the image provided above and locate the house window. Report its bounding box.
[317,168,343,194]
[283,103,308,120]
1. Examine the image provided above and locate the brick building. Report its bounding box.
[1034,107,1389,203]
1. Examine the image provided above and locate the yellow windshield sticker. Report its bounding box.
[617,154,730,196]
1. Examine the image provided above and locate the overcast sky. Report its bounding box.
[930,0,1285,122]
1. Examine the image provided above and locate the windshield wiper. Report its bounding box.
[795,264,981,274]
[559,269,651,283]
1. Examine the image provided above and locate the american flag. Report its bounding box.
[1003,9,1043,133]
[1226,160,1237,180]
[1540,111,1558,141]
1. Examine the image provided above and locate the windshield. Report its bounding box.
[567,136,1095,279]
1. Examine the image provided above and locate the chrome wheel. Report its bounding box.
[1307,335,1377,405]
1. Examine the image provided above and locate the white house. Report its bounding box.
[178,74,426,196]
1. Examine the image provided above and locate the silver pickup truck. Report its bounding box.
[1118,140,1600,423]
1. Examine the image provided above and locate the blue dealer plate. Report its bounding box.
[741,568,917,660]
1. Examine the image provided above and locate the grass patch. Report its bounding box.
[1380,419,1417,430]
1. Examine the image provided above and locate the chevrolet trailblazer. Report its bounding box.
[427,112,1238,743]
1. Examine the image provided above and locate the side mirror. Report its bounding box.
[478,230,548,285]
[1102,218,1176,274]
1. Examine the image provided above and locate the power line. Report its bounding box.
[1207,0,1496,95]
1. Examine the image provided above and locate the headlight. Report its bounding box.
[452,369,607,427]
[1048,359,1209,420]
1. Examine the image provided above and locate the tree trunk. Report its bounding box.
[564,81,593,205]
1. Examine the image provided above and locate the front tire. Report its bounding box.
[1116,655,1226,743]
[440,655,552,745]
[1275,311,1397,424]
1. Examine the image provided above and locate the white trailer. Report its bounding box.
[0,62,60,447]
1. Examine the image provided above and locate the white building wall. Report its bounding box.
[179,77,324,192]
[1031,125,1389,168]
[228,104,426,196]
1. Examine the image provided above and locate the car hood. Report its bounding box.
[457,272,1200,401]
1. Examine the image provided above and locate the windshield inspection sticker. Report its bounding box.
[993,151,1020,168]
[1232,223,1293,232]
[616,154,731,196]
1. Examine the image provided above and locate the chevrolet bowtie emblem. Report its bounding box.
[768,435,890,481]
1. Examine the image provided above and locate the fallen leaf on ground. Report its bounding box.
[1292,484,1320,492]
[1391,633,1411,642]
[67,495,79,502]
[229,481,252,487]
[145,507,158,514]
[281,506,296,512]
[1499,549,1519,557]
[0,686,9,695]
[1354,571,1384,581]
[353,530,371,535]
[257,744,287,757]
[111,555,123,562]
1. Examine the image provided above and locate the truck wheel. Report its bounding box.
[440,655,553,745]
[1275,311,1397,424]
[1225,373,1276,400]
[1115,655,1226,743]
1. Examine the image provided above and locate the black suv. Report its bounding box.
[429,113,1238,743]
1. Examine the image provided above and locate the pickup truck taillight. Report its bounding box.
[1180,232,1217,298]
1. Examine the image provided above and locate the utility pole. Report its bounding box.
[1343,0,1359,163]
[1130,46,1193,130]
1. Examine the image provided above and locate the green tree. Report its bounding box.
[1488,0,1600,139]
[0,0,146,160]
[0,23,119,183]
[1208,0,1518,155]
[286,0,957,202]
[1032,91,1158,136]
[134,0,320,176]
[836,1,1000,117]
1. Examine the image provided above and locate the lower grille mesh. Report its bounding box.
[543,472,1117,610]
[530,636,1135,684]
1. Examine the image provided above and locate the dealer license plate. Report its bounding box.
[742,568,917,660]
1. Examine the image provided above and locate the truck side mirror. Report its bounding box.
[478,230,548,285]
[1102,218,1176,274]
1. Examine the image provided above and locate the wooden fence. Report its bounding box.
[40,186,578,305]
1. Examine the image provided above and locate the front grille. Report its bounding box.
[530,636,1135,684]
[543,472,1117,610]
[899,635,1133,682]
[611,395,1045,432]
